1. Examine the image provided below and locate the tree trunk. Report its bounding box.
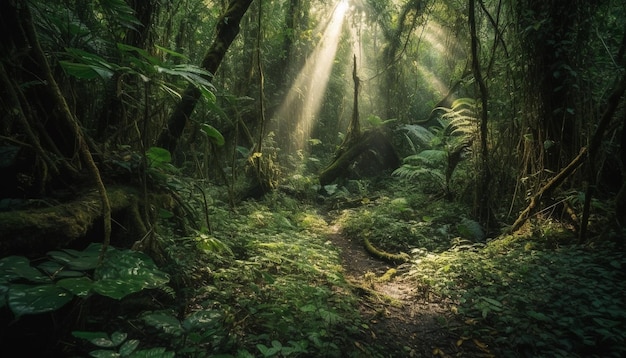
[1,1,112,250]
[469,0,492,230]
[320,55,399,186]
[156,0,254,155]
[319,129,399,187]
[579,73,626,240]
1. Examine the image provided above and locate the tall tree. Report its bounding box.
[469,0,492,229]
[157,0,254,155]
[371,0,427,121]
[514,0,596,172]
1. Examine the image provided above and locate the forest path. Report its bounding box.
[325,221,468,357]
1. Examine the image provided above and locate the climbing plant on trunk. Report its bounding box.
[156,0,254,156]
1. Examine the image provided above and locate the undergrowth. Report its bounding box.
[329,176,626,357]
[334,179,480,254]
[407,226,626,357]
[128,190,374,357]
[4,170,625,357]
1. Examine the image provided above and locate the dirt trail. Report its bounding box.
[326,223,469,357]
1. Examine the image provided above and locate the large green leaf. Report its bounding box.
[60,48,118,80]
[93,250,169,300]
[182,309,223,332]
[37,261,85,279]
[0,255,50,283]
[142,311,184,336]
[146,146,172,167]
[59,62,114,80]
[47,243,102,271]
[200,124,225,146]
[56,277,93,297]
[71,330,110,342]
[155,45,188,60]
[8,284,73,317]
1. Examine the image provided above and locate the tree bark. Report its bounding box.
[508,147,587,233]
[579,73,626,240]
[469,0,492,230]
[156,0,254,154]
[319,129,398,187]
[0,2,113,252]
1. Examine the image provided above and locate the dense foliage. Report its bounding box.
[1,0,625,356]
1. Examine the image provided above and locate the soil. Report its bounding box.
[326,222,484,357]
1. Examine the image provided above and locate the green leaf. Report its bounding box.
[47,244,101,271]
[38,261,84,279]
[56,277,93,297]
[155,45,188,60]
[319,308,342,325]
[182,309,223,331]
[130,347,175,358]
[82,334,117,348]
[60,62,114,80]
[117,43,160,66]
[235,146,251,158]
[142,312,184,336]
[8,284,73,317]
[0,256,50,283]
[119,339,140,356]
[527,310,550,322]
[200,124,225,146]
[481,297,503,309]
[146,147,172,166]
[72,331,110,341]
[93,249,169,300]
[110,331,128,346]
[257,341,282,357]
[88,350,120,357]
[300,304,317,313]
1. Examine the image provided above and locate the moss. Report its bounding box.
[363,237,410,264]
[377,268,398,282]
[0,186,142,256]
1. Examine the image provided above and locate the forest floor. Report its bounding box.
[325,220,478,357]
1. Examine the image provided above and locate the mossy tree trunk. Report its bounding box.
[320,56,399,186]
[0,1,111,252]
[156,0,254,155]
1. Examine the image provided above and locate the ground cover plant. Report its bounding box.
[408,229,626,357]
[69,189,381,357]
[2,170,625,357]
[328,176,626,357]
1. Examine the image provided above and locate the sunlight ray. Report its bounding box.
[275,0,350,153]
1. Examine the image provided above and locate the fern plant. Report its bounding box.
[394,98,478,196]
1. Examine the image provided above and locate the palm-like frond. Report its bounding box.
[437,98,479,141]
[402,150,448,167]
[396,97,479,195]
[392,165,446,185]
[400,124,436,150]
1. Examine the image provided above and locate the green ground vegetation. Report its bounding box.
[3,171,624,357]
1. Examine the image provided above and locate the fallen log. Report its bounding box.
[319,129,399,187]
[0,186,146,258]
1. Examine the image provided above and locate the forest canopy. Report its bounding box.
[1,0,625,357]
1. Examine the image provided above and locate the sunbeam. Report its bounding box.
[274,0,350,153]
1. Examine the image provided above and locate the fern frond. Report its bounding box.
[416,149,447,165]
[392,165,446,185]
[401,149,447,166]
[450,97,476,109]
